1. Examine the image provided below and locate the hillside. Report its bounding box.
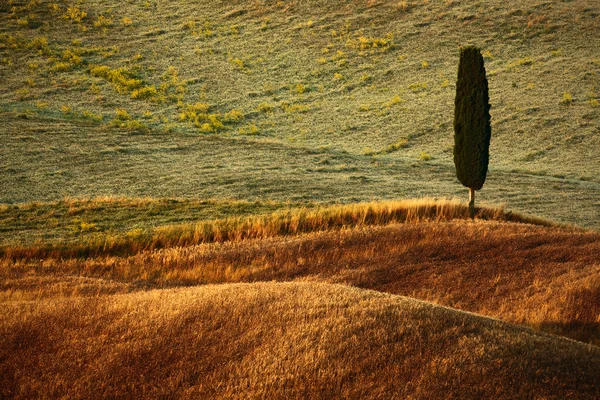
[1,1,600,397]
[1,0,599,228]
[2,282,599,399]
[3,203,599,345]
[2,203,599,397]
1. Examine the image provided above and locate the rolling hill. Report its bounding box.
[1,202,599,397]
[2,282,600,399]
[1,0,600,398]
[0,0,599,228]
[3,201,599,344]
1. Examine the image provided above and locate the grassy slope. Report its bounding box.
[1,0,599,228]
[2,282,599,399]
[3,216,599,345]
[1,1,600,397]
[1,207,598,398]
[0,197,306,246]
[0,198,558,255]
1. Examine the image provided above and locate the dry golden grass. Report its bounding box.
[3,218,599,345]
[0,199,560,260]
[2,201,599,397]
[1,282,599,399]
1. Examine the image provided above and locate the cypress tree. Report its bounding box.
[453,46,491,219]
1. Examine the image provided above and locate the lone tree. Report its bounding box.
[454,46,491,219]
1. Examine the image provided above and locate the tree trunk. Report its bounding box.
[469,187,475,220]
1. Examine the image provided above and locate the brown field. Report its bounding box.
[2,282,600,399]
[1,201,599,398]
[3,211,598,345]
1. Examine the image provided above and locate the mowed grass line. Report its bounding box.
[1,282,599,399]
[0,198,561,260]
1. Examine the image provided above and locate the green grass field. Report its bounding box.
[1,0,599,232]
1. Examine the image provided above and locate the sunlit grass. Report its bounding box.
[0,198,561,260]
[1,282,598,399]
[2,1,600,397]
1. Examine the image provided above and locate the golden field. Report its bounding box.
[2,282,599,399]
[2,0,600,397]
[1,201,599,398]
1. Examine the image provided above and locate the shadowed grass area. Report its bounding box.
[0,198,562,260]
[1,282,599,399]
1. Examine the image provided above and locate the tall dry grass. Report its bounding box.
[1,282,599,399]
[0,199,561,260]
[3,220,598,344]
